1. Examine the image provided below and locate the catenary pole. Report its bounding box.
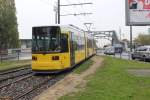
[58,0,60,24]
[130,26,133,52]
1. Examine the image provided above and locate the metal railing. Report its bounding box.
[113,52,131,60]
[96,49,132,60]
[0,52,31,63]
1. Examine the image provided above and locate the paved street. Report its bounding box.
[96,50,150,62]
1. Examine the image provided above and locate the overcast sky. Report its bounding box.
[15,0,149,46]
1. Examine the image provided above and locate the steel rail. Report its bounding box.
[0,70,32,83]
[0,74,33,89]
[0,65,31,75]
[13,76,55,100]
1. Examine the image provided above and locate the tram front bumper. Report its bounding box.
[32,61,65,70]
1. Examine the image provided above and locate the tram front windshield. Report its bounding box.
[32,26,61,54]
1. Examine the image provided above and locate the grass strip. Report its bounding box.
[74,59,93,74]
[60,56,150,100]
[0,60,31,72]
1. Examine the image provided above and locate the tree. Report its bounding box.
[134,33,150,45]
[0,0,19,51]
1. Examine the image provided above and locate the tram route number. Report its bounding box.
[0,97,12,100]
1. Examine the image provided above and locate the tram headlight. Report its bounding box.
[52,56,59,60]
[32,56,37,61]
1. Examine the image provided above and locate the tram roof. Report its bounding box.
[32,25,94,39]
[33,24,85,32]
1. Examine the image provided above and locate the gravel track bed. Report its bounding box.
[19,76,63,100]
[0,68,32,83]
[0,73,32,89]
[0,74,63,100]
[0,75,45,97]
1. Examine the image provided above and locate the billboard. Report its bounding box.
[126,0,150,25]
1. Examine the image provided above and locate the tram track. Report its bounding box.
[13,76,57,100]
[0,65,31,75]
[0,64,63,100]
[0,65,69,100]
[0,73,62,100]
[0,73,33,89]
[0,66,31,83]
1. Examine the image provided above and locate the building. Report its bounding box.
[20,39,32,49]
[18,39,32,53]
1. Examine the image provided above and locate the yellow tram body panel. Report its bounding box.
[32,53,70,70]
[88,48,94,56]
[75,50,86,64]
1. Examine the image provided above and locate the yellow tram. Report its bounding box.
[32,25,96,73]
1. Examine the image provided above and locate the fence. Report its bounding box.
[96,49,132,60]
[113,52,131,60]
[0,51,31,63]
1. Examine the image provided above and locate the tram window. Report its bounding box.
[80,38,82,50]
[87,39,92,48]
[78,37,81,50]
[72,33,75,42]
[74,35,78,50]
[87,39,90,48]
[78,36,81,50]
[71,32,77,51]
[80,37,83,50]
[90,40,93,48]
[32,26,61,53]
[61,34,68,52]
[82,37,85,50]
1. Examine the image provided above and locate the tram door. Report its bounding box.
[70,32,75,66]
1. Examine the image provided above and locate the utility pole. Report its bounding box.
[58,0,60,24]
[119,26,121,40]
[130,26,133,52]
[54,2,58,24]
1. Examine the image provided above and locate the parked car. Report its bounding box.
[131,47,142,60]
[104,46,123,55]
[140,46,150,61]
[131,46,150,61]
[104,46,115,55]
